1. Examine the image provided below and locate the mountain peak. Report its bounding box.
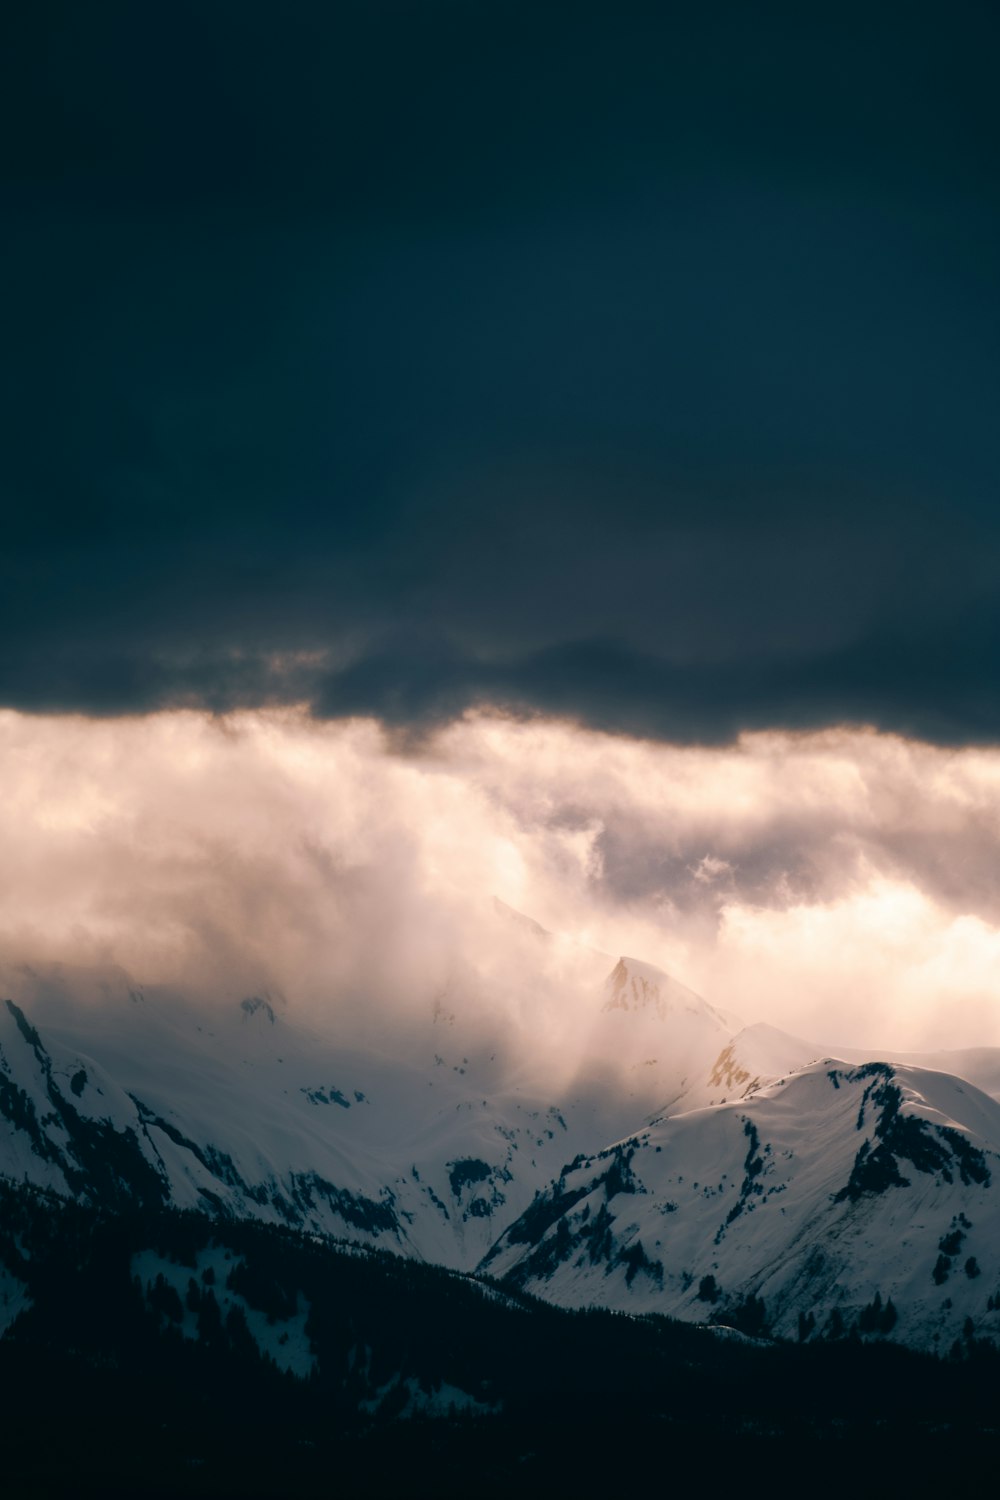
[491,897,551,941]
[603,956,716,1022]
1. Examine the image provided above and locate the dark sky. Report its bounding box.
[3,1,999,742]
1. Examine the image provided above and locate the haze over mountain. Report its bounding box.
[5,891,1000,1361]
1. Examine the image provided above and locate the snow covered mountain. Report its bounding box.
[652,1015,1000,1119]
[575,955,737,1116]
[0,958,714,1267]
[481,1056,1000,1352]
[0,906,748,1271]
[5,912,1000,1356]
[0,977,590,1271]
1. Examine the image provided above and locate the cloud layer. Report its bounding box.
[3,709,1000,1052]
[3,3,999,741]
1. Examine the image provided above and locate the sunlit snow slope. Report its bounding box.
[483,1058,1000,1352]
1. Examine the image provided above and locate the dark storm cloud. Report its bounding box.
[3,1,999,741]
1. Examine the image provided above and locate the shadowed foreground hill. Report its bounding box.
[3,1185,1000,1498]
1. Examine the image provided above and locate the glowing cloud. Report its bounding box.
[1,709,999,1052]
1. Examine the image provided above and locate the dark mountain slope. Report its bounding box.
[3,1183,1000,1498]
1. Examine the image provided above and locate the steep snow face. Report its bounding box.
[574,957,739,1119]
[602,957,718,1021]
[482,1059,1000,1353]
[672,1022,822,1114]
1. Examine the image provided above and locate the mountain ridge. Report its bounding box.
[4,919,1000,1355]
